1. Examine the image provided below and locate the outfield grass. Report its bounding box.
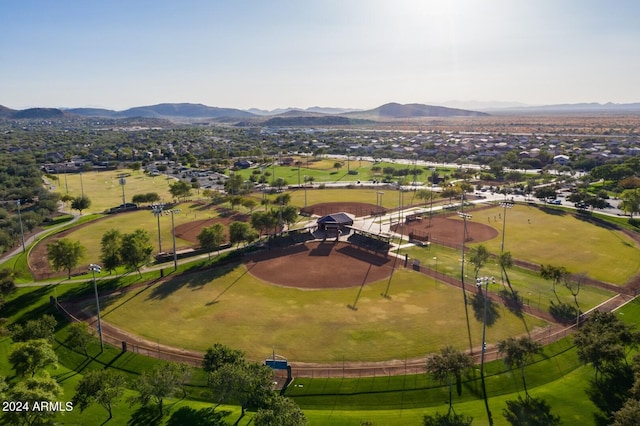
[401,243,616,315]
[9,283,640,425]
[56,202,209,257]
[52,169,179,213]
[231,159,456,186]
[468,204,640,284]
[284,187,425,209]
[97,266,545,362]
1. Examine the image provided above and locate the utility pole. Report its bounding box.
[89,263,104,352]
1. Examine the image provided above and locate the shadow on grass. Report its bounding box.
[471,291,500,326]
[574,210,621,231]
[146,263,236,301]
[7,285,55,323]
[166,407,231,426]
[127,405,162,426]
[538,206,567,216]
[206,263,256,305]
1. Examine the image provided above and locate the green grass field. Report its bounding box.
[52,169,178,213]
[98,266,545,362]
[56,202,210,257]
[467,204,640,284]
[231,158,452,186]
[9,283,640,425]
[401,244,616,315]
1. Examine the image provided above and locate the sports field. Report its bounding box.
[97,249,546,362]
[397,202,640,285]
[51,169,178,213]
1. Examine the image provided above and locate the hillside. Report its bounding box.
[343,102,490,119]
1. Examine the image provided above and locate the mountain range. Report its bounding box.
[1,101,639,124]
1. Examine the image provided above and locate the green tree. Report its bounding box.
[574,310,640,383]
[251,211,278,235]
[119,229,153,277]
[9,339,58,377]
[534,186,557,202]
[426,346,473,414]
[280,205,298,227]
[254,395,308,426]
[10,314,57,342]
[130,362,191,417]
[241,197,258,212]
[208,362,274,419]
[497,336,542,397]
[273,177,287,190]
[620,188,640,218]
[613,398,640,426]
[4,372,64,426]
[71,195,91,214]
[225,173,244,195]
[0,375,6,400]
[274,193,291,205]
[503,395,561,426]
[540,264,569,303]
[73,370,126,419]
[229,221,255,247]
[169,180,192,201]
[423,411,474,426]
[498,251,516,295]
[65,322,93,356]
[416,188,435,209]
[0,268,17,305]
[228,195,243,210]
[440,186,460,205]
[202,343,245,373]
[197,223,225,260]
[100,228,122,274]
[47,238,85,279]
[469,244,490,280]
[333,162,343,172]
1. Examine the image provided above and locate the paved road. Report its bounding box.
[0,212,80,265]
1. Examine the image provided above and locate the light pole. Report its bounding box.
[303,175,309,209]
[168,209,181,271]
[499,200,514,253]
[16,200,26,253]
[80,171,84,198]
[376,191,384,233]
[433,256,438,283]
[457,206,473,354]
[119,177,127,206]
[89,263,104,352]
[477,276,496,426]
[151,204,164,253]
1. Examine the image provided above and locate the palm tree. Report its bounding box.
[426,346,473,414]
[469,245,490,281]
[497,336,542,398]
[540,264,569,303]
[498,251,514,293]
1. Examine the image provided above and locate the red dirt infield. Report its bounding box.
[392,213,498,247]
[245,241,395,289]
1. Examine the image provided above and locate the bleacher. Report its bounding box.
[268,229,314,248]
[347,232,391,254]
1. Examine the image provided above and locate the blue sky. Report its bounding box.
[2,0,639,110]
